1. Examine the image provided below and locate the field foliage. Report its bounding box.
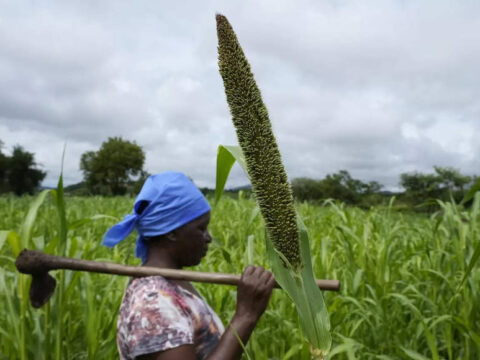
[0,193,479,359]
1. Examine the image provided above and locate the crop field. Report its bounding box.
[0,193,479,359]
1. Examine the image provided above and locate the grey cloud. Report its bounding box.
[0,0,478,190]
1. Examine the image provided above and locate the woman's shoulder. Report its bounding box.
[125,276,179,300]
[129,275,175,290]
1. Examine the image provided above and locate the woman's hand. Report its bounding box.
[234,265,275,323]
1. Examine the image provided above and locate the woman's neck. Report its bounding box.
[142,246,181,269]
[142,246,198,295]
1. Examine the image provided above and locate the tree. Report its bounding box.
[363,181,383,195]
[319,170,362,204]
[7,145,46,195]
[0,140,7,192]
[401,167,473,205]
[400,171,440,203]
[291,177,323,201]
[433,166,471,192]
[80,137,145,195]
[291,171,383,205]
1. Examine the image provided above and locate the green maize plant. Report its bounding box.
[215,14,331,358]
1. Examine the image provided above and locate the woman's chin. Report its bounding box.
[185,256,204,267]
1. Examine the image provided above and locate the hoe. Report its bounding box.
[15,249,340,308]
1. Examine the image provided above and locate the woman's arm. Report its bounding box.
[137,266,275,360]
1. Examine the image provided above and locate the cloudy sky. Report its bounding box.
[1,0,479,190]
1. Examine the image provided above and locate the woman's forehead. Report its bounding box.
[196,212,211,223]
[183,211,210,229]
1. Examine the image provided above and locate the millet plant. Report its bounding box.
[215,14,331,358]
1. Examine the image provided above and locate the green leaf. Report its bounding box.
[215,145,245,204]
[246,235,255,265]
[69,214,117,230]
[457,193,480,290]
[461,178,480,205]
[0,230,21,256]
[219,247,232,263]
[0,230,8,251]
[457,237,480,289]
[266,218,331,352]
[400,347,430,360]
[388,294,439,360]
[53,172,68,256]
[283,344,304,359]
[247,206,260,226]
[19,189,51,250]
[327,342,356,358]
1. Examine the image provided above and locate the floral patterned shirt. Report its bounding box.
[117,276,224,360]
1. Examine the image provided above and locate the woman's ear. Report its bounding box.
[165,231,176,242]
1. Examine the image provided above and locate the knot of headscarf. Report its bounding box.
[102,171,211,263]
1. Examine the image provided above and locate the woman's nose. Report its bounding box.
[204,231,212,243]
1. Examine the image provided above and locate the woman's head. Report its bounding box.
[146,211,212,267]
[102,172,211,263]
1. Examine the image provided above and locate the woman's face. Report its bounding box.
[172,212,212,267]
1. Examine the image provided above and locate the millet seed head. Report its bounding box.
[216,14,301,269]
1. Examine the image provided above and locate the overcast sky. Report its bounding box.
[1,0,479,190]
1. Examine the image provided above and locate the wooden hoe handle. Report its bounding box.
[16,249,340,290]
[15,249,340,308]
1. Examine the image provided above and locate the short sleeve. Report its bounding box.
[118,278,195,359]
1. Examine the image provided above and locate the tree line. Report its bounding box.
[1,137,478,209]
[290,167,477,208]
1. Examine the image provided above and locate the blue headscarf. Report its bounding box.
[102,171,211,263]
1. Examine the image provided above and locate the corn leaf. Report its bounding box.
[401,347,431,360]
[457,192,480,289]
[19,189,52,250]
[0,230,21,256]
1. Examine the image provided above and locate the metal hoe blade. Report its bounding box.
[30,272,56,308]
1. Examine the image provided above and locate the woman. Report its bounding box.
[103,172,275,360]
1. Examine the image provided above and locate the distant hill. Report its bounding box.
[227,184,252,191]
[64,182,87,194]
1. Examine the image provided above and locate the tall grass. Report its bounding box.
[0,193,479,359]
